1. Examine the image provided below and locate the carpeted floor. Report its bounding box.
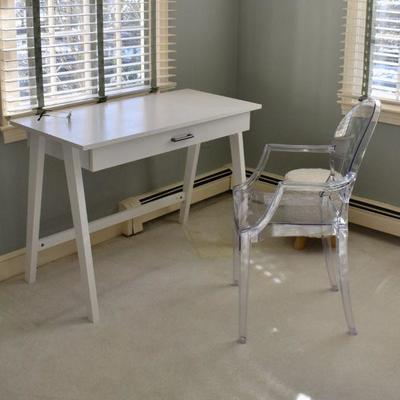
[0,194,399,400]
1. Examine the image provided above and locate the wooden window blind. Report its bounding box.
[0,0,175,116]
[340,0,400,124]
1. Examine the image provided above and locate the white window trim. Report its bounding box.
[340,0,400,126]
[0,0,176,144]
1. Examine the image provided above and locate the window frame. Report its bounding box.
[340,0,400,125]
[0,0,175,144]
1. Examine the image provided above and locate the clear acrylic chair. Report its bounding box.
[233,98,381,344]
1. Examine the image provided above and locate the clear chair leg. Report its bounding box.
[233,227,240,286]
[322,236,339,291]
[336,227,357,336]
[238,232,251,344]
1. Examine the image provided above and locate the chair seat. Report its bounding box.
[236,190,337,238]
[284,168,331,183]
[280,168,338,237]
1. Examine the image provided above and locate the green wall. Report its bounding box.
[0,0,239,255]
[237,0,399,206]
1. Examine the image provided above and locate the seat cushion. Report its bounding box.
[274,168,336,237]
[284,168,331,183]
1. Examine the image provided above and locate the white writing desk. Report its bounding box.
[11,89,261,322]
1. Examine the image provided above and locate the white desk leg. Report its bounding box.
[179,144,201,224]
[230,133,246,286]
[63,145,99,323]
[229,133,246,186]
[25,134,46,284]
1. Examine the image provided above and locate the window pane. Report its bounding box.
[371,0,400,101]
[0,0,175,115]
[0,0,39,114]
[103,0,150,95]
[40,0,99,107]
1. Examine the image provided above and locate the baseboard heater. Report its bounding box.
[120,166,400,238]
[247,170,400,237]
[140,168,232,205]
[119,167,233,236]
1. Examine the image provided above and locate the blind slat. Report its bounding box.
[340,0,400,104]
[0,0,175,116]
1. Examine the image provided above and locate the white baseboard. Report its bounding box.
[0,166,232,283]
[1,165,398,283]
[349,195,400,236]
[0,224,124,283]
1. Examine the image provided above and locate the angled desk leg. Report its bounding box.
[63,145,99,323]
[25,134,46,284]
[229,132,246,186]
[179,144,201,224]
[229,133,247,286]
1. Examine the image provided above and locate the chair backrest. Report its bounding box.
[330,98,381,178]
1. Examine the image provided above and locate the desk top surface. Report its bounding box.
[10,89,262,150]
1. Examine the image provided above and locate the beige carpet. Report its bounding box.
[0,194,399,400]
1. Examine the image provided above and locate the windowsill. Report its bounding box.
[1,125,27,144]
[1,83,176,145]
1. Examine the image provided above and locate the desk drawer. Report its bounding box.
[89,113,250,171]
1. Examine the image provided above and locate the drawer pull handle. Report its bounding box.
[171,133,194,143]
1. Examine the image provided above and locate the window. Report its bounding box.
[0,0,175,120]
[340,0,400,124]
